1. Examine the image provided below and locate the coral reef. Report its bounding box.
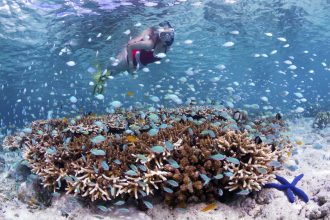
[312,111,330,129]
[2,135,22,151]
[4,106,292,207]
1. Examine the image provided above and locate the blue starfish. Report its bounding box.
[264,174,309,203]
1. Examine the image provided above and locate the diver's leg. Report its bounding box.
[108,48,129,76]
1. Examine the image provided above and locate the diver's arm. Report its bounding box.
[127,28,153,45]
[126,40,154,72]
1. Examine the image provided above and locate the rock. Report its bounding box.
[14,162,31,181]
[240,197,256,215]
[308,208,328,219]
[17,176,52,208]
[52,194,88,218]
[0,157,5,173]
[2,136,22,151]
[284,159,299,171]
[317,195,328,207]
[255,190,273,205]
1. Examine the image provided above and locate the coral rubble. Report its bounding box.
[3,106,292,207]
[312,111,330,129]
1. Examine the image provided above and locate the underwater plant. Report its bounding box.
[4,106,292,207]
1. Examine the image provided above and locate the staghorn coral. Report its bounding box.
[2,135,23,151]
[7,106,291,207]
[313,111,330,129]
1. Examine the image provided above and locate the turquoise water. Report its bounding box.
[0,0,330,134]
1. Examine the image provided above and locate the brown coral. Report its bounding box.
[5,106,291,206]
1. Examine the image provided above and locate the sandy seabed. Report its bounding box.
[0,117,329,220]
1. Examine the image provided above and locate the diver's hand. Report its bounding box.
[127,40,136,45]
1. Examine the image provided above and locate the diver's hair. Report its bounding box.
[159,21,172,28]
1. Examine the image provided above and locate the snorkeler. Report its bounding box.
[93,21,175,95]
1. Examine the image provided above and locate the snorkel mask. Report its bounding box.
[158,21,175,46]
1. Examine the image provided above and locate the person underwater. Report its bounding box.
[93,21,175,95]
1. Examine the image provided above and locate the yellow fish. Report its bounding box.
[201,202,217,212]
[295,140,303,146]
[63,118,68,123]
[127,91,134,97]
[127,135,137,143]
[287,151,292,157]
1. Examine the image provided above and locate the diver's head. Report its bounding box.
[158,21,175,47]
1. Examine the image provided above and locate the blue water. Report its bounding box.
[0,0,330,134]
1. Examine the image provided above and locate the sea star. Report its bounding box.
[264,174,309,203]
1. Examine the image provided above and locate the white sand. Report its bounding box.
[0,117,329,220]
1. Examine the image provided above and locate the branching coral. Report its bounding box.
[6,106,291,207]
[313,111,330,129]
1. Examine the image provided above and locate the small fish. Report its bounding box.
[257,167,268,174]
[201,203,217,212]
[210,154,226,161]
[188,128,193,136]
[113,159,121,165]
[148,113,159,122]
[90,149,106,156]
[167,158,180,169]
[139,190,147,197]
[236,189,250,195]
[81,154,87,162]
[233,111,242,121]
[223,41,235,47]
[114,200,125,206]
[214,174,224,179]
[66,61,76,66]
[224,171,233,177]
[125,170,138,176]
[101,161,109,170]
[218,189,224,196]
[167,179,179,187]
[226,157,240,165]
[165,141,173,150]
[148,128,159,136]
[275,113,282,120]
[127,91,134,97]
[127,135,137,142]
[200,174,211,185]
[151,145,164,154]
[277,37,287,42]
[138,164,147,172]
[137,154,148,163]
[97,205,108,212]
[52,192,61,197]
[255,136,262,144]
[129,164,138,172]
[46,147,57,155]
[295,140,303,146]
[163,187,173,193]
[117,208,129,213]
[91,135,106,144]
[143,200,153,209]
[268,160,281,168]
